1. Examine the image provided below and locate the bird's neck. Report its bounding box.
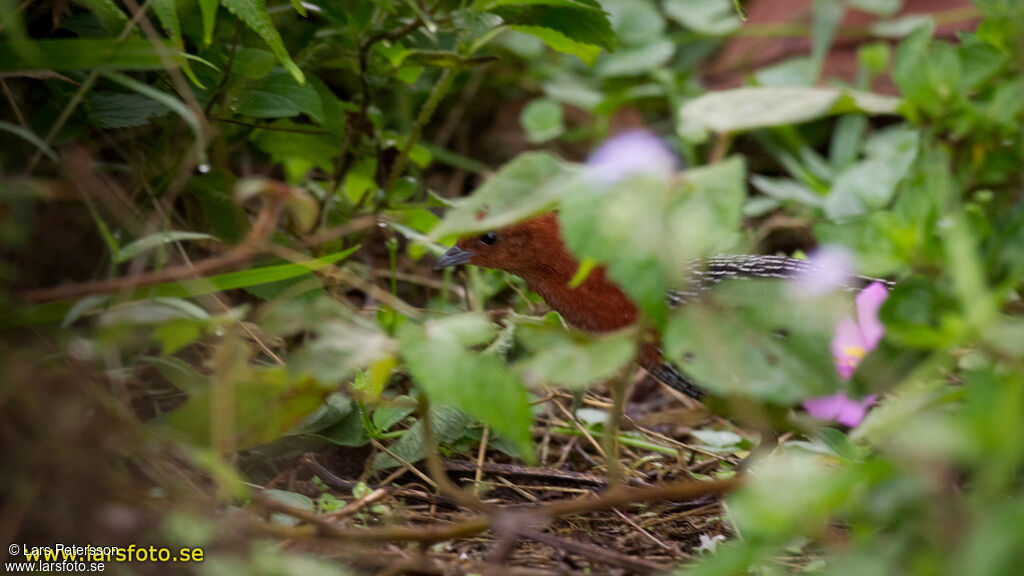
[519,259,639,333]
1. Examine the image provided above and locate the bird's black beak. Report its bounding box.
[435,246,474,270]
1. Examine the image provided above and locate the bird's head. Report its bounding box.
[434,213,568,278]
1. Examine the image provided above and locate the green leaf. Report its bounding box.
[398,317,535,461]
[508,25,602,65]
[115,231,217,263]
[475,0,603,10]
[520,98,565,143]
[663,281,841,403]
[221,0,305,84]
[199,0,220,44]
[97,297,210,326]
[602,0,665,47]
[154,319,204,355]
[596,39,674,77]
[678,87,901,141]
[232,48,276,79]
[77,0,130,35]
[515,322,637,390]
[0,38,185,71]
[149,247,360,299]
[234,91,300,118]
[372,405,474,470]
[88,92,172,129]
[0,120,58,161]
[429,152,570,240]
[236,69,324,122]
[250,119,341,183]
[162,341,328,449]
[559,156,746,325]
[491,4,616,63]
[102,71,208,166]
[288,0,307,16]
[750,175,824,208]
[825,125,919,220]
[372,395,417,431]
[663,0,741,36]
[152,0,183,43]
[263,489,314,525]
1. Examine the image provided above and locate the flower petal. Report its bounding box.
[836,394,877,427]
[856,282,889,349]
[804,392,877,427]
[831,317,865,380]
[803,392,847,421]
[587,130,677,185]
[793,245,855,296]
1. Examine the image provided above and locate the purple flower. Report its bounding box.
[587,130,677,185]
[831,282,888,379]
[803,392,878,428]
[792,245,856,297]
[803,281,889,427]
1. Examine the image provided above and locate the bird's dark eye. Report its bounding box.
[479,232,498,246]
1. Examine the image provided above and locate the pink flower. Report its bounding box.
[803,281,889,427]
[587,130,677,185]
[803,392,878,428]
[792,245,856,297]
[831,282,888,379]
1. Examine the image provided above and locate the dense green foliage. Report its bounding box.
[2,0,1023,573]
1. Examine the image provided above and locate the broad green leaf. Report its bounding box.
[429,152,571,240]
[372,395,417,431]
[263,489,315,525]
[750,175,824,208]
[663,281,841,403]
[559,156,746,325]
[372,405,475,470]
[728,453,853,542]
[0,38,185,71]
[663,0,741,36]
[292,392,354,435]
[601,0,664,47]
[103,71,207,166]
[509,25,602,65]
[115,231,217,263]
[221,0,305,84]
[232,48,276,79]
[399,318,535,461]
[825,125,919,220]
[234,91,301,118]
[152,0,182,42]
[490,4,616,61]
[515,322,636,390]
[520,98,565,143]
[154,319,204,355]
[596,39,674,77]
[678,87,901,141]
[236,69,323,122]
[250,120,341,183]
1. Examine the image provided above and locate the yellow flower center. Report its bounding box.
[843,346,867,360]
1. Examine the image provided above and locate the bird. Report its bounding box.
[434,212,886,401]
